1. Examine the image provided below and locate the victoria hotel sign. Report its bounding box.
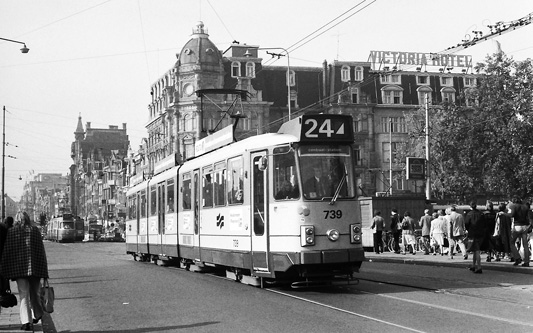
[368,50,473,71]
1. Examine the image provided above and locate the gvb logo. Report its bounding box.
[216,214,224,229]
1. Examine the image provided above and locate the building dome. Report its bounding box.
[176,21,223,66]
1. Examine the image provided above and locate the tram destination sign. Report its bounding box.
[278,114,354,143]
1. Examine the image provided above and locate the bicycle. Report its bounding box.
[381,231,397,252]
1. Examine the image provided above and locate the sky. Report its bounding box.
[1,0,532,201]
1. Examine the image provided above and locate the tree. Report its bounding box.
[402,52,533,201]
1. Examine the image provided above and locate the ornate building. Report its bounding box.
[70,116,129,225]
[131,22,479,198]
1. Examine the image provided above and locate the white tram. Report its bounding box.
[126,114,365,286]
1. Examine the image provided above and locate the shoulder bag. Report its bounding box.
[40,279,54,313]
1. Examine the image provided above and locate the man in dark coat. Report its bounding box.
[465,202,486,274]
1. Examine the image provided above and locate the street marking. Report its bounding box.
[266,288,426,333]
[360,290,533,328]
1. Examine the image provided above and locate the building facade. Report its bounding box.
[130,22,479,199]
[70,117,129,228]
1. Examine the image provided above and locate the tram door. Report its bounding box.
[193,169,200,258]
[251,151,270,274]
[157,182,165,256]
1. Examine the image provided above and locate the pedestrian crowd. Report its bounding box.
[0,211,49,331]
[372,197,533,274]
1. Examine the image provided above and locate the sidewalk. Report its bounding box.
[364,249,533,275]
[0,282,43,333]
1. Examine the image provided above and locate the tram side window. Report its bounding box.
[202,166,214,208]
[140,190,147,218]
[273,146,299,200]
[150,185,157,216]
[214,162,226,206]
[167,179,175,212]
[128,195,137,219]
[182,173,192,210]
[227,156,244,205]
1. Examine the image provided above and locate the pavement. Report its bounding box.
[0,249,530,332]
[0,282,43,333]
[364,248,533,274]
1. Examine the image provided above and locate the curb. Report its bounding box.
[364,251,533,275]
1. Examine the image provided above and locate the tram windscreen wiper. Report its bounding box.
[329,171,347,205]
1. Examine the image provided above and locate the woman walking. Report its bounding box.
[0,211,48,331]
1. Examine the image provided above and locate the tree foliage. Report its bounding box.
[402,52,533,202]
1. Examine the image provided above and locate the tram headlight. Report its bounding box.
[300,225,315,246]
[326,229,340,241]
[350,223,362,244]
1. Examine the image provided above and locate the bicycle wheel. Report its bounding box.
[417,237,426,253]
[388,237,396,252]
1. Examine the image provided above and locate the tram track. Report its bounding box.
[151,258,533,331]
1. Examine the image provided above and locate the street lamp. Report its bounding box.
[0,37,29,53]
[1,38,28,219]
[258,47,291,120]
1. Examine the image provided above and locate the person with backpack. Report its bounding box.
[390,208,401,254]
[401,211,417,255]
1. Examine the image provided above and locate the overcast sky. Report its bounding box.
[1,0,532,200]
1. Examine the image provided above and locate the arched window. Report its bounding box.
[341,65,350,82]
[417,86,432,105]
[355,66,363,81]
[381,85,403,105]
[231,61,241,77]
[440,87,456,103]
[246,62,255,78]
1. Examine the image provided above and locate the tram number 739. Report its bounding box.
[324,210,342,219]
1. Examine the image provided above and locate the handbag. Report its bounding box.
[40,279,54,313]
[0,279,18,308]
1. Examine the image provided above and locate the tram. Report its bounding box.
[46,213,77,242]
[126,114,365,287]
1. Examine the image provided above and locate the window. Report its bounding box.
[140,190,146,218]
[417,86,432,105]
[440,76,453,86]
[464,76,476,87]
[273,146,299,200]
[380,74,401,84]
[227,156,244,204]
[287,70,295,87]
[382,142,400,163]
[381,85,403,105]
[213,162,226,206]
[350,87,359,104]
[355,66,363,81]
[417,75,429,85]
[127,195,137,219]
[341,65,350,82]
[353,145,361,166]
[384,170,405,191]
[246,62,255,78]
[381,117,406,133]
[166,179,175,213]
[150,185,157,216]
[182,173,191,210]
[231,61,241,77]
[441,87,456,103]
[202,165,213,208]
[353,120,360,133]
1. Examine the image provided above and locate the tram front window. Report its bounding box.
[299,145,355,200]
[62,222,74,229]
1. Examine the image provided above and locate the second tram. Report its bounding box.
[46,213,77,242]
[126,114,365,286]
